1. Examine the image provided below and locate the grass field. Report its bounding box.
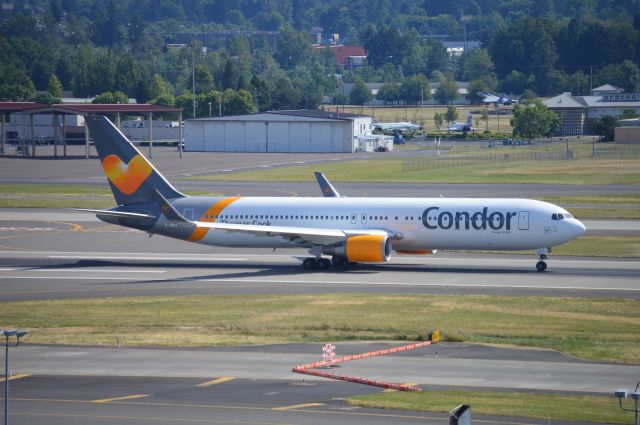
[192,158,640,185]
[1,294,638,363]
[340,105,515,134]
[0,183,220,209]
[348,391,628,424]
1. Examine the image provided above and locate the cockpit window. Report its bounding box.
[552,212,573,220]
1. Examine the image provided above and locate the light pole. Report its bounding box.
[208,102,212,117]
[2,329,28,425]
[615,388,639,425]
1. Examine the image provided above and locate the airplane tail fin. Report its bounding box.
[466,115,473,125]
[85,115,185,206]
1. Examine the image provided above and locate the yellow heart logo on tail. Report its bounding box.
[102,154,153,195]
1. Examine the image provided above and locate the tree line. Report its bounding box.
[1,0,639,118]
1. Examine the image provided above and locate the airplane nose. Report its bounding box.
[574,219,587,237]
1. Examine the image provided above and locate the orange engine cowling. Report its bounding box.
[323,235,392,263]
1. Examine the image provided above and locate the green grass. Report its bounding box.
[192,159,640,185]
[479,236,640,257]
[541,236,640,257]
[348,391,629,424]
[1,294,638,363]
[0,183,220,209]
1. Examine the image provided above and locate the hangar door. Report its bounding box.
[310,122,332,153]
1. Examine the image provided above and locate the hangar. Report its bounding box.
[184,110,385,153]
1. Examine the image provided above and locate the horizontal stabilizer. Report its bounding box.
[152,189,188,222]
[74,208,156,220]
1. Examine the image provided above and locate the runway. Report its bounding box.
[0,210,638,300]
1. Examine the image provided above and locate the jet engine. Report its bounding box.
[322,234,392,263]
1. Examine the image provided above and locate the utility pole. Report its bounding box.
[192,39,196,118]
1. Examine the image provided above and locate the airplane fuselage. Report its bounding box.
[105,197,585,252]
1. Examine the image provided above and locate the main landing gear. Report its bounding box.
[536,248,550,272]
[302,257,330,270]
[302,255,350,270]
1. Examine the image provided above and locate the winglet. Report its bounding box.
[314,172,341,198]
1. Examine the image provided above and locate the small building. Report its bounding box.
[615,118,640,144]
[185,109,377,153]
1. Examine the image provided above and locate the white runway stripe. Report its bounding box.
[48,255,247,261]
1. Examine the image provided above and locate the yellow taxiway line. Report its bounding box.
[272,402,325,411]
[0,374,31,383]
[195,376,235,387]
[92,394,149,403]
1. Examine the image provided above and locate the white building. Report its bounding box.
[185,110,387,153]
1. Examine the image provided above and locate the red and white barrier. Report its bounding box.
[292,341,433,392]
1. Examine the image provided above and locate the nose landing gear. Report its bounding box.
[535,248,550,272]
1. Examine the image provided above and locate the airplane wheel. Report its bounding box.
[303,258,317,270]
[331,255,346,266]
[536,261,547,272]
[318,258,331,270]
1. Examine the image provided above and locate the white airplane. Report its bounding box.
[81,116,586,272]
[372,122,422,133]
[448,115,474,132]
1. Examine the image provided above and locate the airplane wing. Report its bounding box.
[193,221,402,246]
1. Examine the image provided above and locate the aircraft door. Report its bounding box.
[351,213,357,224]
[518,211,529,230]
[361,213,367,225]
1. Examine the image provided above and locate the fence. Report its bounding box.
[401,143,640,173]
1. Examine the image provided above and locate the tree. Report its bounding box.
[511,99,560,142]
[591,116,617,141]
[444,106,459,129]
[0,64,36,101]
[349,78,372,105]
[223,89,257,115]
[195,64,215,94]
[47,74,63,98]
[433,112,444,134]
[31,91,61,105]
[462,49,496,82]
[399,74,430,105]
[621,109,638,120]
[377,82,400,104]
[151,93,176,107]
[435,73,458,106]
[92,91,129,104]
[480,108,490,132]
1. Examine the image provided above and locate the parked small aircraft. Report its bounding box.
[478,92,516,105]
[448,115,474,132]
[372,122,422,133]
